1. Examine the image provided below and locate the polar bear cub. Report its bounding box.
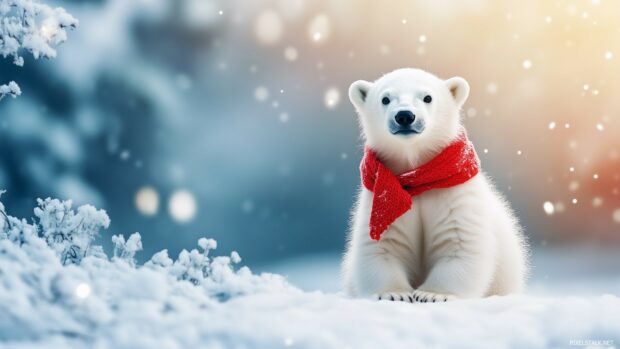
[341,68,528,302]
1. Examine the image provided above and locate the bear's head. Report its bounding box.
[348,68,469,173]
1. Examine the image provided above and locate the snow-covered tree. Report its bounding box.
[0,0,219,255]
[0,0,77,100]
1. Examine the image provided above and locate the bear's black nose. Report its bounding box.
[395,110,415,126]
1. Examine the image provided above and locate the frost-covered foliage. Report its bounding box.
[0,193,295,347]
[0,80,19,100]
[111,232,142,266]
[0,0,77,100]
[35,198,110,265]
[145,237,254,301]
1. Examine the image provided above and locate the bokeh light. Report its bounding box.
[168,190,197,224]
[308,14,330,44]
[135,187,159,216]
[255,10,283,45]
[324,87,340,109]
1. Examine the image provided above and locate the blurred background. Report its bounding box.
[1,0,619,293]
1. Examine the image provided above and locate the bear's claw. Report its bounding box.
[375,291,415,303]
[411,289,456,303]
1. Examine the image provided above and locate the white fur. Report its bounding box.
[342,68,528,302]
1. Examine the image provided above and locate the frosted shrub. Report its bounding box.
[144,237,246,300]
[0,190,40,245]
[0,192,289,303]
[167,237,219,285]
[0,0,78,100]
[112,232,142,266]
[0,192,295,346]
[34,198,110,265]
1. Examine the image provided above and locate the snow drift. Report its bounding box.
[0,193,619,349]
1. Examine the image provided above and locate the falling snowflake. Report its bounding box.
[120,150,131,160]
[254,86,270,102]
[241,199,255,214]
[543,201,555,215]
[379,45,391,55]
[308,14,330,44]
[255,10,283,45]
[284,46,298,61]
[486,83,498,95]
[522,60,532,69]
[279,112,290,123]
[568,181,580,192]
[324,88,340,109]
[612,209,620,223]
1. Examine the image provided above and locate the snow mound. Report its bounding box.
[1,194,619,348]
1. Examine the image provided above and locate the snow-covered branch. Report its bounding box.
[0,80,20,100]
[0,0,78,100]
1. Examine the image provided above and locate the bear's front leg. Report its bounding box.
[344,243,414,302]
[367,252,415,303]
[415,225,495,302]
[343,189,417,302]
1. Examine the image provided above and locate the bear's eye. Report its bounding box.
[381,97,391,105]
[423,95,432,103]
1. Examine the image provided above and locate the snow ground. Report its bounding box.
[6,282,619,349]
[254,249,620,348]
[1,197,619,349]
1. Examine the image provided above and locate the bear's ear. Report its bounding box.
[348,80,373,109]
[445,77,470,108]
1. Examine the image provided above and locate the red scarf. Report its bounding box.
[360,129,480,241]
